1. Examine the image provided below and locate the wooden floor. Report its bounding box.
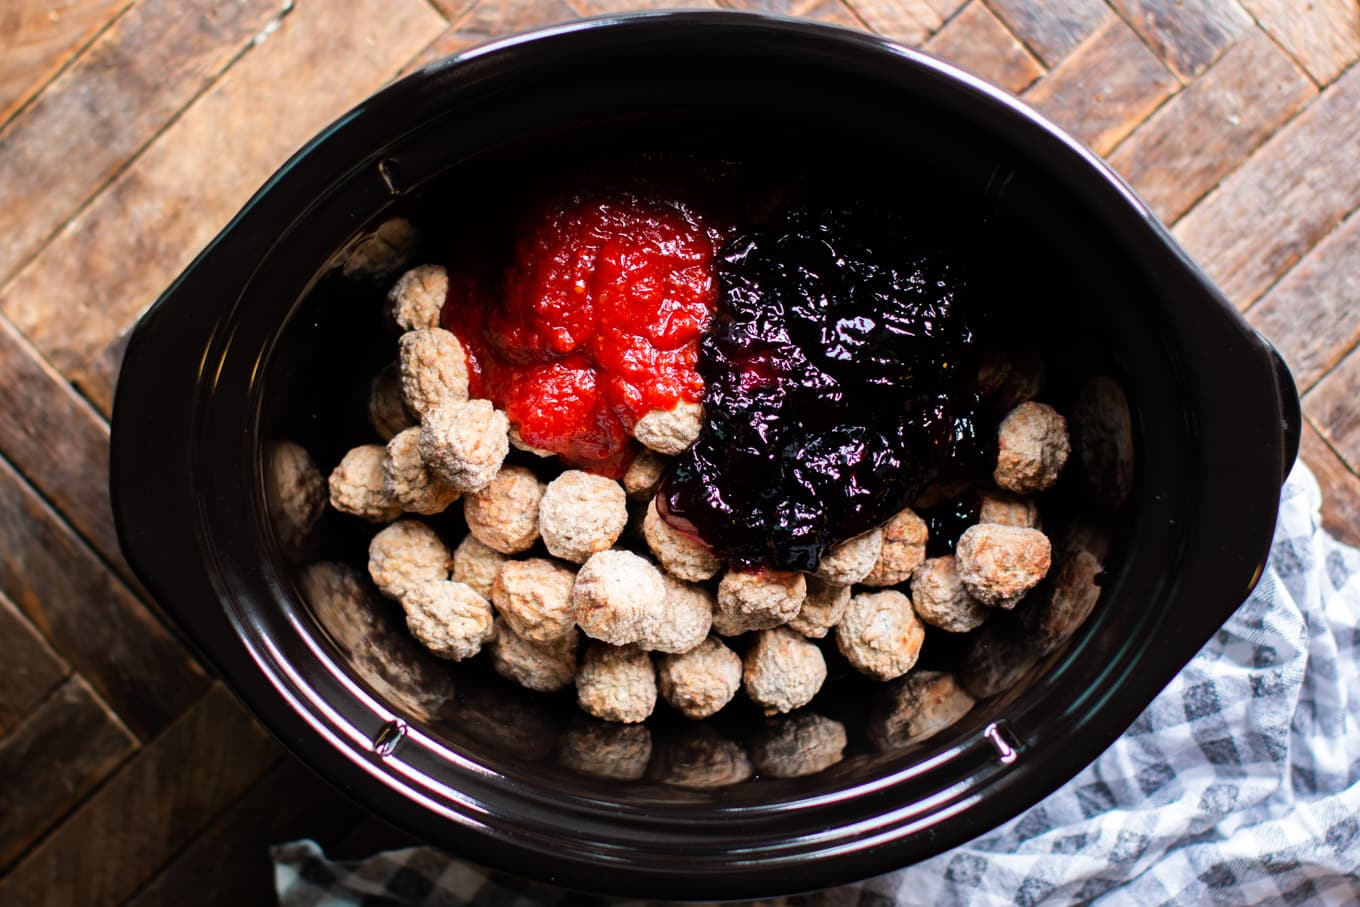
[1,0,1358,903]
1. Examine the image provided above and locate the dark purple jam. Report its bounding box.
[921,494,983,558]
[660,203,990,571]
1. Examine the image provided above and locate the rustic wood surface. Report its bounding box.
[1,0,1358,902]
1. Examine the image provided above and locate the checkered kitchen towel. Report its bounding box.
[274,461,1360,906]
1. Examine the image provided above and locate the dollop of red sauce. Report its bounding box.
[442,188,721,477]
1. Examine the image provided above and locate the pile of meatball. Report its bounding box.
[301,261,1101,727]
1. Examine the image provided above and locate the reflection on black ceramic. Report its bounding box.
[868,670,976,753]
[110,11,1301,899]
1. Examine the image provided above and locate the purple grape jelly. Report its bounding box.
[659,205,990,571]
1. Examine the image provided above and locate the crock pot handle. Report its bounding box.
[1264,338,1301,486]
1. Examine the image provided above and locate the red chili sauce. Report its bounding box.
[442,188,721,477]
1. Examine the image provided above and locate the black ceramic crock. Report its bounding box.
[111,11,1301,900]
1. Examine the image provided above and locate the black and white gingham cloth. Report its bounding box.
[274,462,1360,906]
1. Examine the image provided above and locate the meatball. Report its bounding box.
[538,471,628,564]
[994,401,1070,494]
[400,579,495,661]
[837,590,925,681]
[623,449,668,501]
[418,399,509,494]
[657,636,743,720]
[714,568,806,635]
[571,550,666,646]
[383,426,459,515]
[632,400,703,455]
[861,507,928,588]
[814,529,882,586]
[977,488,1041,529]
[491,557,577,643]
[398,327,469,419]
[643,498,722,582]
[638,574,713,654]
[490,621,579,692]
[910,556,991,633]
[743,626,827,715]
[386,263,447,332]
[576,642,657,724]
[787,576,851,639]
[367,519,452,601]
[954,523,1052,609]
[751,714,847,778]
[463,466,545,554]
[328,444,402,523]
[451,534,508,601]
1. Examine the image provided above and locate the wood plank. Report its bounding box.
[572,0,721,13]
[0,684,280,907]
[1239,0,1360,85]
[1110,0,1252,81]
[0,676,135,871]
[1305,342,1360,472]
[1248,208,1360,392]
[844,0,966,45]
[0,450,206,739]
[124,757,364,907]
[1172,65,1360,309]
[0,0,286,288]
[0,0,127,126]
[924,1,1043,93]
[1106,27,1315,224]
[1023,16,1179,155]
[718,0,867,29]
[985,0,1112,66]
[0,590,67,737]
[0,315,126,576]
[426,0,478,20]
[0,0,448,416]
[408,0,592,71]
[1299,419,1360,548]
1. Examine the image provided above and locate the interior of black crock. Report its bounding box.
[253,72,1155,805]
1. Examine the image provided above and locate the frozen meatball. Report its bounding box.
[576,642,657,724]
[368,363,413,441]
[955,523,1052,609]
[451,534,508,600]
[643,498,722,582]
[398,328,469,419]
[715,568,806,634]
[623,449,668,500]
[539,471,628,564]
[861,508,928,588]
[638,574,713,654]
[507,425,554,458]
[367,519,452,601]
[814,529,882,586]
[264,440,326,560]
[837,590,925,681]
[491,557,577,643]
[648,727,752,789]
[632,400,703,455]
[419,399,509,493]
[329,444,402,523]
[558,719,653,781]
[463,466,545,554]
[978,487,1041,529]
[400,579,495,661]
[572,550,666,646]
[1073,376,1134,511]
[751,714,847,778]
[386,263,447,331]
[788,576,851,639]
[1031,547,1103,654]
[383,427,459,516]
[490,621,579,692]
[342,217,418,279]
[657,636,743,720]
[910,556,990,633]
[869,671,976,751]
[744,626,827,715]
[994,401,1070,494]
